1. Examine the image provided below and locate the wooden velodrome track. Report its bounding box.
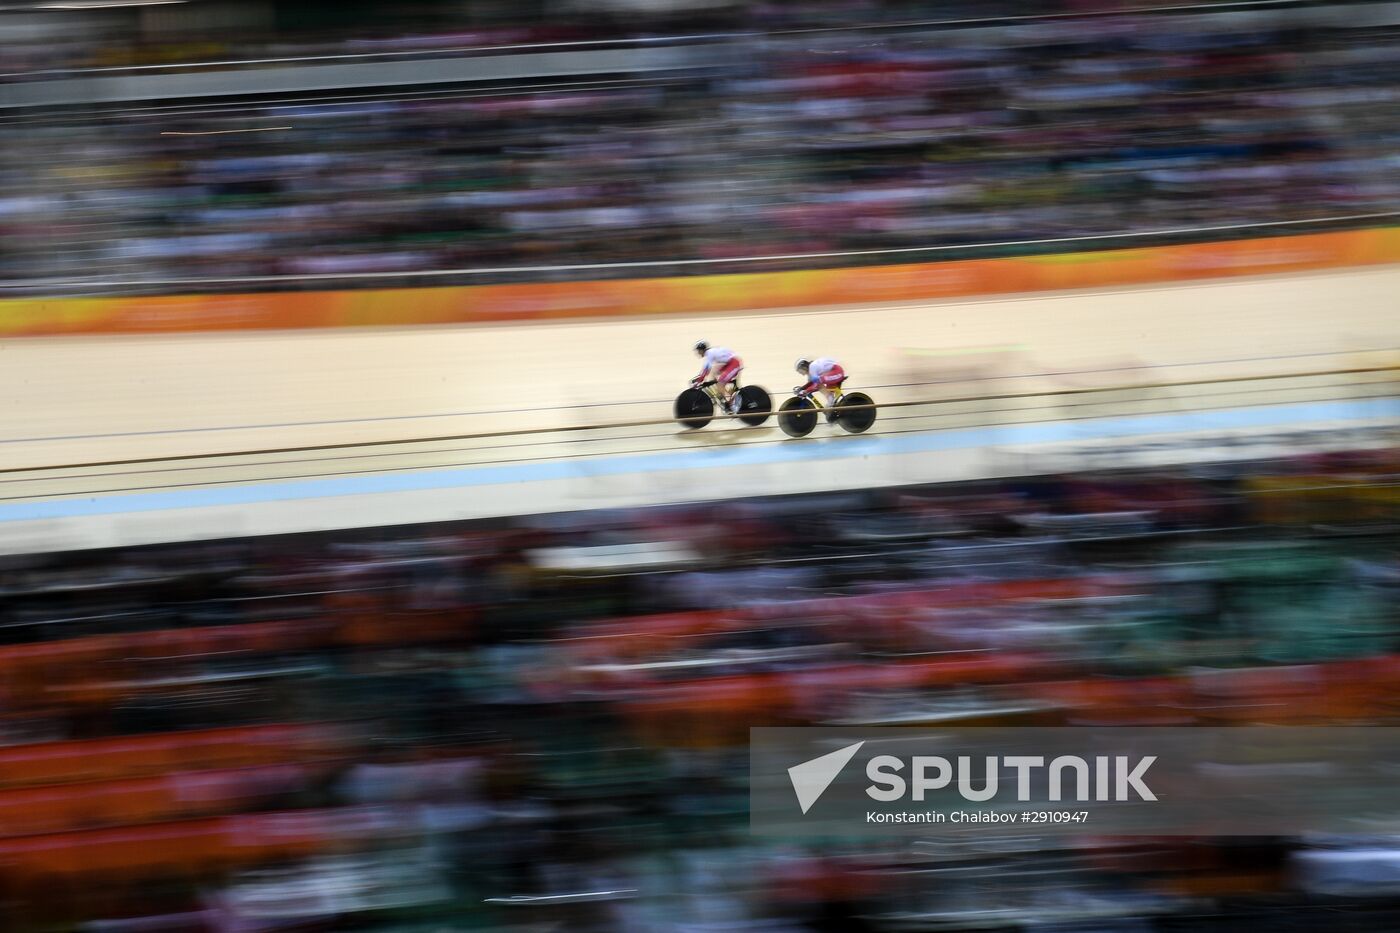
[0,264,1393,503]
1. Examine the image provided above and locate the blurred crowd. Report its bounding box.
[1,0,1398,286]
[0,447,1394,929]
[0,2,1178,75]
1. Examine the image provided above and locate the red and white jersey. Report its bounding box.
[700,347,737,371]
[807,357,841,381]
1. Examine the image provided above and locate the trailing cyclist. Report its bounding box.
[794,357,847,423]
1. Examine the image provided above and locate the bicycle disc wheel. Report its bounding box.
[835,392,876,434]
[778,396,818,438]
[736,385,772,427]
[675,388,714,429]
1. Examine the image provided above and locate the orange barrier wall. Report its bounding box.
[3,227,1397,336]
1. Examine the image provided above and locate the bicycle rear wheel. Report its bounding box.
[736,385,772,427]
[835,392,876,434]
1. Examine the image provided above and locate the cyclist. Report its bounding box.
[795,357,847,423]
[692,340,744,413]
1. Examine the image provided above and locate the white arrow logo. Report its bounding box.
[788,741,865,814]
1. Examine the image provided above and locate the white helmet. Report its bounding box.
[795,358,811,374]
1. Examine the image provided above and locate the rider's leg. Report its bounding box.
[718,361,743,413]
[706,368,731,410]
[822,383,843,422]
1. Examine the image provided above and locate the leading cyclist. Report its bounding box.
[794,357,848,423]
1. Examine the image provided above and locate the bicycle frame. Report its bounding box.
[797,385,844,408]
[699,379,741,408]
